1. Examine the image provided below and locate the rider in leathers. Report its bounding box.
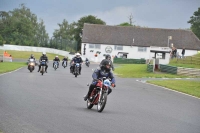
[84,59,116,101]
[38,52,48,73]
[71,53,83,74]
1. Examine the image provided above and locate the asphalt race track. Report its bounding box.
[0,63,200,133]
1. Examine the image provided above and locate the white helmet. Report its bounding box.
[76,53,81,58]
[42,52,46,55]
[56,56,58,58]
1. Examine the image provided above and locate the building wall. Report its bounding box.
[81,43,199,63]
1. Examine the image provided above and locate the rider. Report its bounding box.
[71,53,83,74]
[53,56,60,68]
[100,54,114,71]
[62,56,68,67]
[84,59,116,101]
[85,58,90,64]
[38,52,48,73]
[27,54,36,68]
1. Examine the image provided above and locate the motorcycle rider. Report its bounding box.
[27,54,36,69]
[71,53,83,74]
[84,59,116,101]
[62,56,68,67]
[100,54,114,71]
[53,56,60,68]
[38,52,48,73]
[85,58,90,65]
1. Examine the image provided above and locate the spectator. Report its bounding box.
[182,47,185,58]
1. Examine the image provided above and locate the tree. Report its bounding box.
[73,15,106,51]
[118,22,133,26]
[0,4,49,46]
[188,7,200,39]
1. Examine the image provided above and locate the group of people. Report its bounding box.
[170,47,185,59]
[28,52,116,101]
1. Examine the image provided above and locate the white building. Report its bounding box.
[81,24,200,64]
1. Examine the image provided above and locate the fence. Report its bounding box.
[113,58,146,64]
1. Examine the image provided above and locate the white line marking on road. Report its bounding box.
[136,80,200,100]
[0,67,24,77]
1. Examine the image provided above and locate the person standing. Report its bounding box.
[182,47,185,58]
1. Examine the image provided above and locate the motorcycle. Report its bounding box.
[53,61,59,70]
[40,60,46,75]
[63,61,67,68]
[74,63,80,77]
[86,77,112,112]
[85,61,90,67]
[28,59,35,72]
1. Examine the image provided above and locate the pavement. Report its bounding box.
[0,63,200,133]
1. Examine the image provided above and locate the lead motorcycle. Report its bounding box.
[86,77,113,112]
[28,59,36,72]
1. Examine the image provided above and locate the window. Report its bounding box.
[89,44,94,48]
[89,44,101,49]
[95,44,101,49]
[114,45,123,50]
[138,47,147,52]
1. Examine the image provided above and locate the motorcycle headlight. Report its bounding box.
[30,63,34,65]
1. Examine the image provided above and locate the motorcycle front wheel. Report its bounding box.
[87,100,94,109]
[97,92,107,112]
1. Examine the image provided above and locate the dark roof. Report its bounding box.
[82,23,200,50]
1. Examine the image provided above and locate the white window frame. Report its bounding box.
[138,47,147,52]
[114,45,123,50]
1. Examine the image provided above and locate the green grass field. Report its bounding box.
[147,80,200,98]
[0,62,26,74]
[5,50,65,60]
[169,53,200,69]
[114,64,187,78]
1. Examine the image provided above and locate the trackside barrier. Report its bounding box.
[113,58,146,64]
[159,64,177,74]
[147,64,154,72]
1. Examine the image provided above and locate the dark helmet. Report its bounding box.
[101,59,111,71]
[105,54,111,60]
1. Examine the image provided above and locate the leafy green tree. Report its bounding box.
[0,4,49,46]
[188,7,200,39]
[73,15,106,51]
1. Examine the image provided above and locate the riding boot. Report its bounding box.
[38,66,41,72]
[84,84,95,101]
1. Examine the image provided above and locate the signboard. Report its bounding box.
[105,46,112,53]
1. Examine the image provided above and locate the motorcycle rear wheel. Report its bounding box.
[97,93,107,112]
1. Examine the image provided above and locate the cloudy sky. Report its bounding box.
[1,0,200,37]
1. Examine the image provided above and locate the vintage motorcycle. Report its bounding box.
[63,61,67,68]
[53,61,59,70]
[40,60,46,75]
[74,63,80,77]
[28,59,36,72]
[86,77,112,112]
[85,60,90,67]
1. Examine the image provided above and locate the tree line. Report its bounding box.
[0,4,199,51]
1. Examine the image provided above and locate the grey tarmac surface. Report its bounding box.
[0,63,200,133]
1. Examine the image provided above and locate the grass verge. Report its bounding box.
[6,50,65,60]
[147,80,200,98]
[0,62,26,74]
[114,64,187,78]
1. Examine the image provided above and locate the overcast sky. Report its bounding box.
[1,0,200,37]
